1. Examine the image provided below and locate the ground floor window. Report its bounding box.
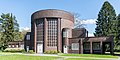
[93,42,100,50]
[83,42,90,50]
[71,43,79,50]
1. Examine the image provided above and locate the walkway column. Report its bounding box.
[80,38,83,54]
[110,42,114,54]
[90,42,93,54]
[100,41,103,54]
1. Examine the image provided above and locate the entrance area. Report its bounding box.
[102,42,114,54]
[64,45,68,53]
[37,44,43,53]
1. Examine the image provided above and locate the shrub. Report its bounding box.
[44,51,49,54]
[44,50,59,54]
[50,51,54,54]
[53,51,58,54]
[28,50,35,54]
[4,48,25,53]
[21,49,26,53]
[58,50,61,53]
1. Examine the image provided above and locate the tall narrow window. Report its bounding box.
[47,18,58,47]
[36,19,44,42]
[26,35,30,40]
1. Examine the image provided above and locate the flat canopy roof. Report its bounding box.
[69,36,114,42]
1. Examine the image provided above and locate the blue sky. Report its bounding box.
[0,0,120,36]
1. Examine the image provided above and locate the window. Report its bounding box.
[47,18,58,47]
[16,45,18,48]
[93,42,100,50]
[8,45,11,48]
[71,43,79,50]
[36,19,44,42]
[26,35,30,40]
[21,45,24,49]
[83,42,90,50]
[12,45,14,48]
[63,31,67,37]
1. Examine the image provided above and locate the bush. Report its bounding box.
[28,50,35,54]
[50,51,54,54]
[21,49,26,53]
[4,48,25,53]
[58,50,61,53]
[53,51,58,54]
[44,50,61,54]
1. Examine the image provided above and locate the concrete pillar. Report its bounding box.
[44,18,47,52]
[100,41,103,54]
[90,42,93,54]
[110,42,114,55]
[80,39,83,54]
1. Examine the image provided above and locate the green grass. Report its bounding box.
[0,55,59,60]
[0,52,119,60]
[60,54,118,58]
[65,58,95,60]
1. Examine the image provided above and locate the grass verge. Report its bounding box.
[60,54,118,58]
[65,58,95,60]
[0,55,59,60]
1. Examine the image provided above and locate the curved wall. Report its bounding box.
[31,9,74,53]
[31,9,74,22]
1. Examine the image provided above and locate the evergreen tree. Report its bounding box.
[0,13,19,47]
[115,14,120,51]
[94,1,116,37]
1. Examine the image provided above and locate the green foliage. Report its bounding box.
[58,50,62,53]
[94,1,116,37]
[114,14,120,51]
[3,48,25,53]
[93,1,120,51]
[28,50,35,54]
[44,50,61,54]
[0,13,20,50]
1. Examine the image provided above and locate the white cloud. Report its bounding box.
[81,19,97,24]
[75,19,97,25]
[20,27,30,31]
[88,33,94,37]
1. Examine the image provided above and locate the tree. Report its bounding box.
[115,14,120,51]
[72,12,86,28]
[94,1,116,37]
[0,13,19,48]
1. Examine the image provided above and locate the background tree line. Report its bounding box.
[0,13,29,50]
[94,1,120,51]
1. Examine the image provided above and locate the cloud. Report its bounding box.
[81,19,97,24]
[75,19,97,24]
[20,27,30,31]
[88,33,94,37]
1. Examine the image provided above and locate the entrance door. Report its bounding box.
[64,45,68,53]
[37,44,43,53]
[26,46,29,52]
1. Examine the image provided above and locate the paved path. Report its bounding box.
[0,53,119,60]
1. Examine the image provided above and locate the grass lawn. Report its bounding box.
[60,54,118,58]
[65,58,95,60]
[0,55,59,60]
[0,52,119,60]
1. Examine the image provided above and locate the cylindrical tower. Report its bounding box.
[31,9,74,53]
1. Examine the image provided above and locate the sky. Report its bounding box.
[0,0,120,36]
